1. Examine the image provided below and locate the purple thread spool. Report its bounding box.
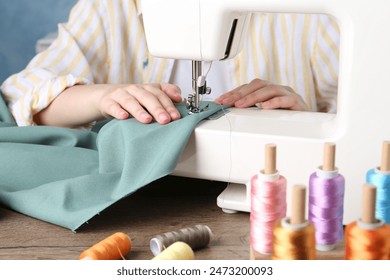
[308,143,345,251]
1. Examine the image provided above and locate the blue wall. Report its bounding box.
[0,0,78,84]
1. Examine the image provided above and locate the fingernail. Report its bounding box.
[261,101,269,108]
[222,98,233,104]
[118,110,129,119]
[158,113,170,123]
[235,99,245,106]
[171,111,180,120]
[141,112,152,121]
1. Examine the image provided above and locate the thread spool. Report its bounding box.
[366,140,390,224]
[80,232,131,260]
[250,143,287,255]
[344,183,390,260]
[150,225,212,256]
[272,185,316,260]
[152,241,195,260]
[308,142,345,251]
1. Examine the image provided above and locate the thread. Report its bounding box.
[272,218,316,260]
[366,141,390,224]
[80,232,131,260]
[250,144,287,255]
[272,185,316,260]
[201,98,233,185]
[150,225,212,256]
[152,241,195,260]
[367,169,390,223]
[344,184,390,260]
[309,170,345,249]
[309,142,345,251]
[344,221,390,259]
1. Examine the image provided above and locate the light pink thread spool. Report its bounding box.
[250,144,287,255]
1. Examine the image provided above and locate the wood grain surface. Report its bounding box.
[0,175,344,260]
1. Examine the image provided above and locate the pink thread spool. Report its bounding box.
[308,143,345,251]
[250,143,287,255]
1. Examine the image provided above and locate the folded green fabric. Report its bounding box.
[0,92,223,231]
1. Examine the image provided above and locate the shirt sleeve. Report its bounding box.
[310,15,340,113]
[0,0,109,126]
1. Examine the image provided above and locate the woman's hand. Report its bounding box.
[97,83,182,124]
[34,83,183,128]
[214,78,309,111]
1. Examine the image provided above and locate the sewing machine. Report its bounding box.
[142,0,390,224]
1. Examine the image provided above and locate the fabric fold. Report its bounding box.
[0,94,223,231]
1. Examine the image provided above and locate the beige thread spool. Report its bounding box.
[152,241,195,260]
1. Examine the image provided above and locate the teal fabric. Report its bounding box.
[0,92,223,231]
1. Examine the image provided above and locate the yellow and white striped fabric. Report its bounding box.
[235,12,339,113]
[0,0,339,126]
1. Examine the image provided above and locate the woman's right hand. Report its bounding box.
[34,83,183,128]
[97,83,183,124]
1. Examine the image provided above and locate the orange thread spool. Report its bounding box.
[272,220,316,260]
[344,184,390,260]
[344,221,390,260]
[272,185,316,260]
[80,232,132,260]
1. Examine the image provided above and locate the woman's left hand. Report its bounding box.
[214,78,309,111]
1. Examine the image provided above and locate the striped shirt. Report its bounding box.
[0,0,339,126]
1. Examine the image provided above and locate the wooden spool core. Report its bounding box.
[264,143,276,174]
[291,185,306,225]
[380,141,390,172]
[322,142,336,171]
[361,183,377,224]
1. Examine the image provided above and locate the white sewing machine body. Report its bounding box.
[142,0,390,224]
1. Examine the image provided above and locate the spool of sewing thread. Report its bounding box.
[152,241,195,260]
[344,183,390,260]
[79,232,132,260]
[149,225,212,256]
[272,185,316,260]
[366,140,390,224]
[308,142,345,251]
[250,143,287,255]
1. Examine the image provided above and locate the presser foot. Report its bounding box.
[185,95,209,114]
